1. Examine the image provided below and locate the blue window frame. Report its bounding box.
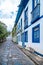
[21,18,22,30]
[32,0,40,10]
[32,24,40,43]
[24,7,28,29]
[21,31,28,42]
[21,31,28,47]
[25,31,28,42]
[17,18,22,33]
[34,0,40,7]
[21,33,25,47]
[32,0,40,24]
[17,35,21,42]
[21,33,25,42]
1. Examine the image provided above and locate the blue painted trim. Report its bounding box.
[31,4,40,24]
[15,0,29,26]
[34,51,43,57]
[40,15,43,19]
[32,0,34,10]
[31,15,43,24]
[23,15,43,29]
[31,0,40,24]
[24,25,28,29]
[32,24,40,43]
[17,15,43,34]
[32,0,40,11]
[25,31,28,42]
[24,7,28,29]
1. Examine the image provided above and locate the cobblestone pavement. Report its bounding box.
[0,37,35,65]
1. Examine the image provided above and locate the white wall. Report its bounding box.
[16,10,24,46]
[28,0,32,26]
[22,0,43,54]
[18,0,32,46]
[40,0,43,16]
[12,36,17,42]
[21,11,24,32]
[16,0,43,54]
[17,33,22,46]
[24,0,32,26]
[26,18,43,54]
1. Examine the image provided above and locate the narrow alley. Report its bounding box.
[0,36,35,65]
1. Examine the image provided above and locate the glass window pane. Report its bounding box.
[35,0,37,7]
[32,24,40,43]
[34,0,40,7]
[24,7,28,29]
[25,31,28,42]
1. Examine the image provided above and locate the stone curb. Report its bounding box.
[18,45,43,65]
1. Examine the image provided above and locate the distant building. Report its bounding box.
[14,0,43,56]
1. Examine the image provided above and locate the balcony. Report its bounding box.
[31,4,40,24]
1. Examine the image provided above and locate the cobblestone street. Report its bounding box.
[0,37,35,65]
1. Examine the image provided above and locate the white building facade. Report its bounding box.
[15,0,43,56]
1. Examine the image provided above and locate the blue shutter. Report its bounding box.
[32,24,40,43]
[25,31,28,42]
[24,7,28,29]
[21,33,25,47]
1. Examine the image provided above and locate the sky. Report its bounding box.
[0,0,21,31]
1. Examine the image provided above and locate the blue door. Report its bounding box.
[21,33,25,48]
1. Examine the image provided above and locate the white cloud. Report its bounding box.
[0,0,18,12]
[0,18,14,31]
[0,0,21,31]
[0,0,5,5]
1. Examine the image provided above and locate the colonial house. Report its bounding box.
[14,0,43,56]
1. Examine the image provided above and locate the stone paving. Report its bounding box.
[0,38,35,65]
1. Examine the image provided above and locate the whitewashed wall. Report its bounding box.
[17,10,24,46]
[24,0,32,26]
[40,0,43,16]
[17,33,22,46]
[17,0,32,47]
[21,11,24,32]
[23,0,32,46]
[15,0,43,54]
[26,18,43,54]
[12,36,17,43]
